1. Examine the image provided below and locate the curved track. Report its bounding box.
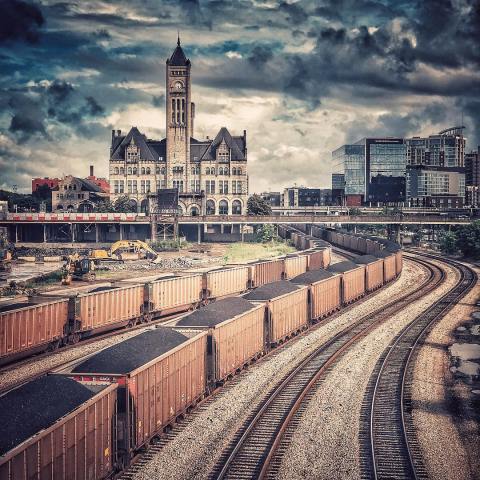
[209,254,447,479]
[362,254,477,480]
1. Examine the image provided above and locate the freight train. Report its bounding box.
[0,246,331,366]
[0,227,402,480]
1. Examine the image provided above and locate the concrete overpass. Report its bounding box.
[0,211,472,244]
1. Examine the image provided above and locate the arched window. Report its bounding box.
[219,200,228,215]
[128,167,132,175]
[156,167,160,174]
[133,167,137,175]
[219,167,224,175]
[232,167,237,175]
[206,167,210,175]
[211,167,215,175]
[224,168,229,176]
[161,167,166,175]
[190,206,199,216]
[120,167,125,175]
[232,200,242,215]
[114,167,119,175]
[57,204,63,210]
[146,167,151,175]
[237,168,242,175]
[140,199,149,214]
[206,200,215,215]
[141,167,146,175]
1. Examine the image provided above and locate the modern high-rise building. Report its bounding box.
[332,138,406,206]
[282,187,332,207]
[465,147,480,207]
[405,127,466,208]
[109,38,249,215]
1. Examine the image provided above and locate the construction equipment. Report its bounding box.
[0,228,12,272]
[91,240,161,262]
[61,254,96,285]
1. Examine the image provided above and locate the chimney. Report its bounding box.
[89,165,94,177]
[111,129,115,142]
[117,129,121,136]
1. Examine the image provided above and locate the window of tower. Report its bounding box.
[171,99,175,123]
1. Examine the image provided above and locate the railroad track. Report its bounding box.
[360,254,477,480]
[209,255,444,479]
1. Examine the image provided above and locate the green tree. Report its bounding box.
[247,194,272,215]
[438,230,457,254]
[93,198,116,212]
[113,195,137,213]
[256,224,276,243]
[456,221,480,258]
[349,207,361,216]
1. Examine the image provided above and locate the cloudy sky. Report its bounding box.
[1,0,479,193]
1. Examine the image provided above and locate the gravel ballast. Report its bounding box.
[411,261,480,480]
[129,257,426,480]
[274,258,460,480]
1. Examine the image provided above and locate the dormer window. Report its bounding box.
[126,138,139,163]
[217,140,230,162]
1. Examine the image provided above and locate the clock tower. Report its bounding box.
[165,36,194,192]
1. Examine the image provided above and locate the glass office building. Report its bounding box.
[332,138,406,205]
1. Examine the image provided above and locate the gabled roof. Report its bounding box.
[78,178,104,192]
[168,38,190,67]
[199,127,246,161]
[110,127,159,161]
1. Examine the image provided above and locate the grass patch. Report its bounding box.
[222,241,295,264]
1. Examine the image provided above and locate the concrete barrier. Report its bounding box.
[17,256,36,262]
[43,256,63,262]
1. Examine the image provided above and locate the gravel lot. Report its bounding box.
[411,262,480,480]
[129,258,426,480]
[274,258,459,480]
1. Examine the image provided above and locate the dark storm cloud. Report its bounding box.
[1,0,480,191]
[5,80,106,141]
[0,0,44,44]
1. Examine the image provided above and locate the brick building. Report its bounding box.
[52,175,108,212]
[109,38,248,215]
[32,177,60,193]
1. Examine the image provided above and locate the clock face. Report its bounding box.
[174,81,183,90]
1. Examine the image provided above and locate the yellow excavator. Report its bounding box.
[91,240,161,262]
[61,253,96,285]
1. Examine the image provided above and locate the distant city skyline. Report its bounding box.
[1,0,479,193]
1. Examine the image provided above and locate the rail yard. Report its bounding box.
[0,226,478,480]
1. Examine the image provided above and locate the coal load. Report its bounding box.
[327,260,361,273]
[177,297,255,327]
[88,286,119,293]
[0,302,32,313]
[291,270,335,285]
[0,375,99,456]
[72,328,188,375]
[352,255,380,265]
[244,281,299,301]
[374,250,395,259]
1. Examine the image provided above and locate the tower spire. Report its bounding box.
[177,30,180,47]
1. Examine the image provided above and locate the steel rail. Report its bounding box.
[210,256,441,480]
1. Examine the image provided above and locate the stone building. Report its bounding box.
[52,176,107,212]
[109,38,248,215]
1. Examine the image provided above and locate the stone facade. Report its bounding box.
[52,176,107,212]
[109,38,248,215]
